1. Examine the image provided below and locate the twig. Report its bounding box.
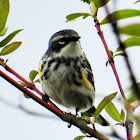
[94,19,126,101]
[102,4,136,140]
[104,5,140,100]
[0,70,64,116]
[133,101,140,110]
[0,58,43,96]
[125,109,134,140]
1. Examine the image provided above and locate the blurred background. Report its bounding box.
[0,0,140,139]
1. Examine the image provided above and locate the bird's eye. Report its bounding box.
[58,38,65,44]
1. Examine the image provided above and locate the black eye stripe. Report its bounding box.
[47,35,80,54]
[49,37,73,53]
[49,40,69,53]
[58,37,71,43]
[58,38,66,44]
[58,37,65,42]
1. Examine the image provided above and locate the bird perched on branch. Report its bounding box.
[39,29,109,126]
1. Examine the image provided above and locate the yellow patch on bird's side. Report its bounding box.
[80,72,94,90]
[39,62,43,77]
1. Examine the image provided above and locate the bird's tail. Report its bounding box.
[81,106,110,126]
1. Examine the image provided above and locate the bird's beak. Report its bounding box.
[71,35,81,42]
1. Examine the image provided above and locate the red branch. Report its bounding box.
[0,70,64,116]
[102,4,136,140]
[94,20,126,101]
[4,63,43,96]
[0,69,110,140]
[0,58,64,115]
[133,101,140,110]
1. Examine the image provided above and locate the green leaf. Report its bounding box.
[120,109,125,121]
[80,129,87,135]
[109,50,113,56]
[0,42,22,56]
[93,92,117,122]
[0,59,4,66]
[0,29,23,48]
[106,60,109,66]
[0,0,10,32]
[114,53,126,57]
[94,0,110,8]
[80,116,91,124]
[101,9,140,25]
[20,81,28,87]
[119,23,140,37]
[34,79,40,83]
[20,82,30,99]
[80,116,91,122]
[66,13,91,22]
[0,27,8,36]
[134,133,140,140]
[105,102,121,122]
[116,37,140,52]
[23,93,30,99]
[128,93,139,103]
[74,136,86,140]
[29,70,39,82]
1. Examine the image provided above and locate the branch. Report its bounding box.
[133,101,140,110]
[104,5,140,100]
[0,58,43,96]
[0,69,110,140]
[101,4,137,140]
[0,70,64,117]
[94,20,126,101]
[125,108,134,140]
[94,17,134,140]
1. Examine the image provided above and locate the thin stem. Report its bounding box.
[0,70,64,116]
[0,58,43,96]
[102,4,135,140]
[104,5,140,100]
[126,109,134,140]
[94,20,126,100]
[133,101,140,110]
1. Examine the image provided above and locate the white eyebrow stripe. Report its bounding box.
[50,35,64,43]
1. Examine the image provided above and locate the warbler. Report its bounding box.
[39,29,109,126]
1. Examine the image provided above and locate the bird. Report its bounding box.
[39,29,109,126]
